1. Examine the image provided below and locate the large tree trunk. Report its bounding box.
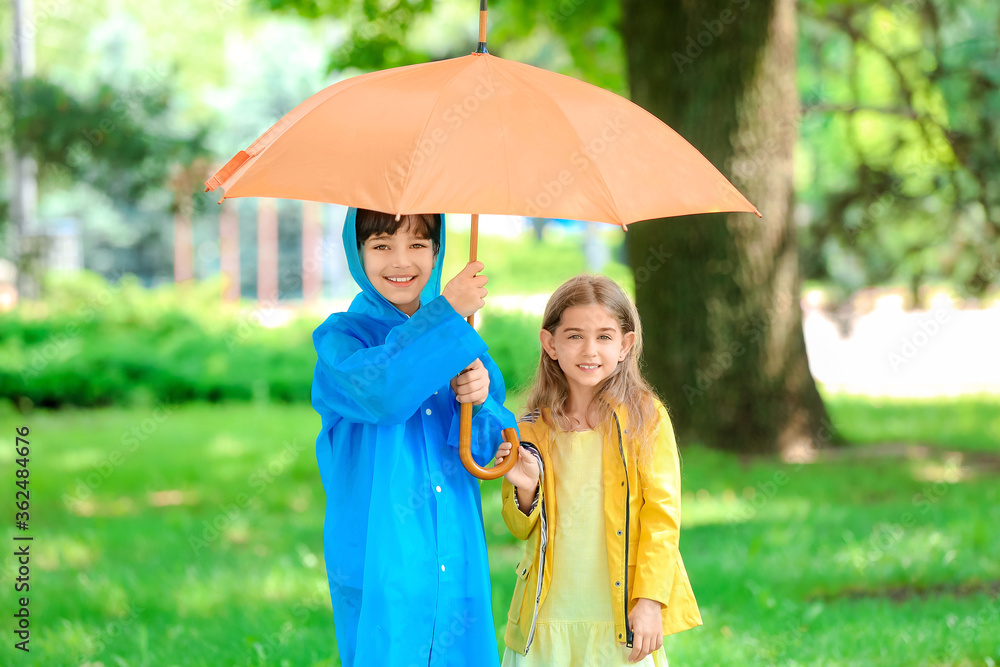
[621,0,831,455]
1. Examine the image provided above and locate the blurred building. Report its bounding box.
[23,218,83,272]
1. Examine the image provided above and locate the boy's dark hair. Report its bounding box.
[355,209,441,253]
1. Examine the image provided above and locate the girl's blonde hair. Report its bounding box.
[525,275,662,470]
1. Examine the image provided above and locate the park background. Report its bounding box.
[1,0,998,665]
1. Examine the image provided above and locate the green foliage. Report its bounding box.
[255,0,454,71]
[442,230,632,296]
[11,400,998,665]
[797,0,1000,299]
[487,0,625,92]
[0,272,317,408]
[1,74,210,206]
[479,308,540,396]
[252,0,626,91]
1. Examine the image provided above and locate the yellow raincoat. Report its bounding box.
[501,403,702,656]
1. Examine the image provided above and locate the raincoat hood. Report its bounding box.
[342,207,446,321]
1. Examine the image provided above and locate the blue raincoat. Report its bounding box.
[311,208,515,667]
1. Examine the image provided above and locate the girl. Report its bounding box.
[494,275,702,666]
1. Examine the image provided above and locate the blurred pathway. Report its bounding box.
[803,295,1000,397]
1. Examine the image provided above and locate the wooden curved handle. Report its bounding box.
[459,403,518,480]
[458,211,514,478]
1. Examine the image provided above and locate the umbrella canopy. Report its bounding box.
[205,52,759,226]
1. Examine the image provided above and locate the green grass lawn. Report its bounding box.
[1,397,998,666]
[822,391,1000,452]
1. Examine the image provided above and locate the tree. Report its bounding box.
[619,0,831,454]
[0,74,210,286]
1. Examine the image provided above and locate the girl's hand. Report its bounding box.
[495,443,539,492]
[450,358,489,405]
[625,598,663,663]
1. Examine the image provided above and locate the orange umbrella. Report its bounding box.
[205,1,759,479]
[204,54,758,226]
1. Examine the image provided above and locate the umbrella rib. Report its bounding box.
[580,83,760,217]
[397,64,474,212]
[516,71,622,224]
[542,91,624,225]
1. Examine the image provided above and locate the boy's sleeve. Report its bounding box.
[631,404,682,608]
[445,350,518,466]
[312,296,487,426]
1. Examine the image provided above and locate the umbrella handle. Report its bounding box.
[460,406,519,480]
[457,211,517,479]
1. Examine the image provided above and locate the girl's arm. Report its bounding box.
[500,440,543,538]
[500,477,541,540]
[631,404,683,608]
[312,295,487,425]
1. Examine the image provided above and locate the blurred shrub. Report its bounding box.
[0,272,317,408]
[1,272,551,409]
[441,231,633,297]
[479,309,541,397]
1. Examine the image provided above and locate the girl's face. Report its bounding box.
[540,304,636,397]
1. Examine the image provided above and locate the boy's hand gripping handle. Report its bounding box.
[458,212,518,479]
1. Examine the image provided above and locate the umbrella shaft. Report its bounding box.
[468,212,479,328]
[477,0,488,53]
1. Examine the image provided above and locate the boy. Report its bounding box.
[311,207,515,667]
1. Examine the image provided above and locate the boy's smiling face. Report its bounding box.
[361,222,435,316]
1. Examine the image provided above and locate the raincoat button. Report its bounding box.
[435,486,442,493]
[621,481,625,487]
[426,409,432,415]
[615,581,620,587]
[619,633,623,639]
[434,391,438,395]
[441,565,446,572]
[617,530,622,536]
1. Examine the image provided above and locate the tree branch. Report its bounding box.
[803,103,919,119]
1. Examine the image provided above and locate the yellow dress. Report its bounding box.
[501,429,670,667]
